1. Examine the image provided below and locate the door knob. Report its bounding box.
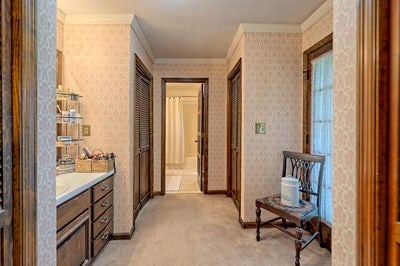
[194,140,200,143]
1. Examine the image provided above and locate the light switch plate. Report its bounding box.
[82,125,91,136]
[255,123,266,134]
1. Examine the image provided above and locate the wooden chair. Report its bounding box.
[255,151,325,266]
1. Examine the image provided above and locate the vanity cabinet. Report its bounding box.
[56,175,114,265]
[91,176,114,258]
[57,190,91,266]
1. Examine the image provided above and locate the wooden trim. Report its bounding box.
[161,78,209,194]
[152,191,162,196]
[387,0,399,264]
[12,0,37,264]
[227,58,242,214]
[206,190,227,195]
[357,0,390,265]
[302,33,333,153]
[111,226,135,240]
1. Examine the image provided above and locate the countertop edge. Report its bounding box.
[56,170,114,206]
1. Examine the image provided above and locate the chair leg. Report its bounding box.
[295,227,303,266]
[318,219,324,248]
[256,206,261,241]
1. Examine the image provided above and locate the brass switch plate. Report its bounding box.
[82,125,91,136]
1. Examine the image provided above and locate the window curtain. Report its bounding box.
[311,51,333,224]
[166,97,185,168]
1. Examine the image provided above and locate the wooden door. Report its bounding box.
[0,0,13,264]
[197,85,204,191]
[228,60,241,211]
[134,55,152,219]
[387,0,400,263]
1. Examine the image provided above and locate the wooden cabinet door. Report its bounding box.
[0,1,13,264]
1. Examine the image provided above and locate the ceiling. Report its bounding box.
[57,0,327,59]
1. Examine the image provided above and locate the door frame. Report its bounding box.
[9,0,38,263]
[161,78,209,195]
[226,59,242,212]
[356,0,393,264]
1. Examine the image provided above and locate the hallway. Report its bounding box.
[93,195,331,266]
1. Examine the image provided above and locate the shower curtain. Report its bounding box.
[166,97,185,168]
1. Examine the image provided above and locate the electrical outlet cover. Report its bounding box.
[82,125,91,136]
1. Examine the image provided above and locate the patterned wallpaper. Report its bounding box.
[241,32,303,221]
[38,0,57,264]
[332,0,357,264]
[64,24,133,234]
[152,63,227,192]
[302,10,333,51]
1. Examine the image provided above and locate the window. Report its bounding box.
[304,35,333,225]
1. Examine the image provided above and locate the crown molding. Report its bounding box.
[64,14,134,25]
[241,23,301,33]
[154,58,226,64]
[225,24,244,63]
[57,9,66,24]
[131,16,156,62]
[225,23,301,60]
[301,0,333,32]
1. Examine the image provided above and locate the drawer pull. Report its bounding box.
[101,200,109,207]
[101,184,109,191]
[100,217,109,224]
[101,232,109,241]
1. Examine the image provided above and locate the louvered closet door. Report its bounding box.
[0,1,13,264]
[230,71,241,210]
[133,72,141,215]
[139,75,151,206]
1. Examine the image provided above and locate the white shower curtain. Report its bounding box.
[166,97,185,168]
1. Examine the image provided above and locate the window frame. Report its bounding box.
[303,34,333,154]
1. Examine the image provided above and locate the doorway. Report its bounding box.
[161,78,209,195]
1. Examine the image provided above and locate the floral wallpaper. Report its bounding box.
[303,10,333,51]
[332,0,357,264]
[241,32,303,221]
[57,20,64,52]
[63,24,153,234]
[152,63,227,192]
[38,0,57,264]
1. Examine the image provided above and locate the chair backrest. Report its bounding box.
[282,151,325,207]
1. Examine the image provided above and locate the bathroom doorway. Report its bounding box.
[161,78,208,194]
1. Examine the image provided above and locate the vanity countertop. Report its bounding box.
[56,170,114,206]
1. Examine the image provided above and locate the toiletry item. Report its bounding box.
[83,146,93,158]
[61,110,69,122]
[281,176,299,207]
[69,109,76,122]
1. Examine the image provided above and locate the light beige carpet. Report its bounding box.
[93,194,331,266]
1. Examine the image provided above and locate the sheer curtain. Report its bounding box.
[311,51,333,224]
[166,97,185,168]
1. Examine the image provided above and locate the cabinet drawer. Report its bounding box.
[92,219,113,258]
[92,206,113,239]
[92,192,113,221]
[92,176,113,203]
[57,190,90,231]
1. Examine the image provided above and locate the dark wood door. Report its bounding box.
[228,62,241,211]
[134,57,152,218]
[388,0,400,263]
[0,1,13,264]
[197,85,204,191]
